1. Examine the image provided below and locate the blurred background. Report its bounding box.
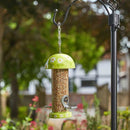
[0,0,129,122]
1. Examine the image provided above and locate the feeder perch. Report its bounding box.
[45,53,75,118]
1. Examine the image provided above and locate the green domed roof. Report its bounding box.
[45,53,75,69]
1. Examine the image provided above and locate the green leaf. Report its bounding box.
[22,19,34,26]
[98,125,111,130]
[25,117,32,121]
[43,123,48,130]
[104,111,111,116]
[8,22,17,29]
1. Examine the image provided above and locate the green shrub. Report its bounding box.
[18,106,28,120]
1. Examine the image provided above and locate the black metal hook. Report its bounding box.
[53,0,119,26]
[53,0,78,26]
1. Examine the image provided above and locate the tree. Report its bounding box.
[2,19,53,118]
[0,0,53,118]
[0,7,7,119]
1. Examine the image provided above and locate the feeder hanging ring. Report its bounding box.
[53,0,78,26]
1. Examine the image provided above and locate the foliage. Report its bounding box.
[117,107,130,130]
[0,0,107,89]
[0,96,50,130]
[82,95,130,130]
[3,19,51,87]
[18,106,28,121]
[0,95,130,130]
[62,28,104,72]
[98,108,130,130]
[82,95,101,130]
[3,106,28,121]
[3,18,104,87]
[1,10,105,88]
[72,82,78,93]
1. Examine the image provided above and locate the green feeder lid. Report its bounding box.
[45,53,75,69]
[49,111,72,118]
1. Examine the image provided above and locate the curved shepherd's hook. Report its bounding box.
[53,0,120,26]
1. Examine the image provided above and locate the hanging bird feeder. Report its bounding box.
[45,53,75,118]
[45,19,76,118]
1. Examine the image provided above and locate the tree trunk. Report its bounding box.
[0,8,5,119]
[36,86,46,107]
[10,73,19,118]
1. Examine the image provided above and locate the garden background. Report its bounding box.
[0,0,130,129]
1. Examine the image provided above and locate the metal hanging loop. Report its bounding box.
[53,0,78,26]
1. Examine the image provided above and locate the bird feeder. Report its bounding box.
[45,53,75,118]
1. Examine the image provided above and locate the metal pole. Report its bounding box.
[109,11,120,130]
[111,23,117,130]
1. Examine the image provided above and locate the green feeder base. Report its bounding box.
[49,111,72,118]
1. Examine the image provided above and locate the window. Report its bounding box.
[81,80,97,87]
